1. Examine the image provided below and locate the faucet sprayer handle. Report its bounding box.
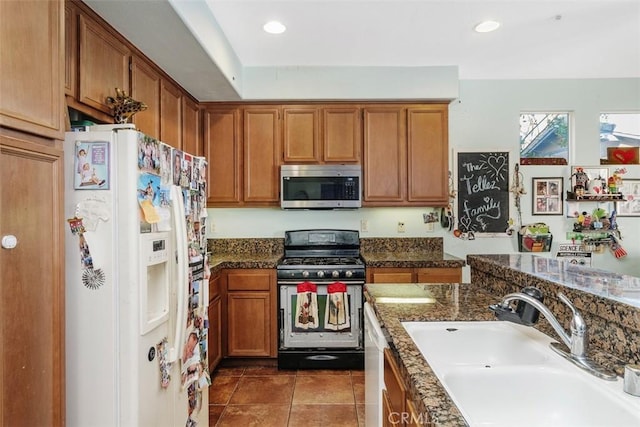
[558,292,587,335]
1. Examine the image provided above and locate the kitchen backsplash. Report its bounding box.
[208,237,444,256]
[360,237,443,254]
[208,238,284,255]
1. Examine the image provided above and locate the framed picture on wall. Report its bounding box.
[532,177,563,215]
[617,179,640,216]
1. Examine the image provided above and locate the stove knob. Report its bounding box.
[302,271,309,278]
[332,270,340,278]
[345,270,353,278]
[316,270,325,278]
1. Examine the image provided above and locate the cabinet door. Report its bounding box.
[363,106,406,203]
[227,292,272,357]
[368,268,414,284]
[160,79,182,148]
[323,106,361,163]
[243,107,281,204]
[65,1,78,98]
[282,106,319,162]
[208,296,222,371]
[406,397,427,427]
[78,14,130,114]
[415,268,461,284]
[1,131,64,427]
[182,97,202,156]
[384,348,406,423]
[407,106,448,205]
[130,56,161,139]
[0,0,64,140]
[382,389,394,427]
[203,108,242,205]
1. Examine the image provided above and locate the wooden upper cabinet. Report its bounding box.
[281,105,361,164]
[78,13,130,114]
[182,97,202,156]
[130,56,161,139]
[323,106,361,162]
[243,107,281,204]
[363,106,406,203]
[204,108,242,205]
[0,0,65,139]
[282,106,319,163]
[363,104,449,206]
[407,106,449,205]
[65,1,78,98]
[160,79,182,148]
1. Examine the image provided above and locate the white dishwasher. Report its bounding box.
[364,302,389,427]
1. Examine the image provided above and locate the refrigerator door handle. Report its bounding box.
[168,185,188,363]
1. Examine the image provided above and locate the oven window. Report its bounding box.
[290,294,352,333]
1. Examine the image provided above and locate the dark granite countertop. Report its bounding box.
[362,251,465,268]
[365,283,497,426]
[209,252,282,271]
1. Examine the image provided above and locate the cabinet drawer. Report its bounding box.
[415,268,461,283]
[227,270,272,291]
[375,272,414,283]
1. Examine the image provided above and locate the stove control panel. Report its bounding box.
[277,268,365,281]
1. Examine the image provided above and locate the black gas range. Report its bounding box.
[276,229,365,370]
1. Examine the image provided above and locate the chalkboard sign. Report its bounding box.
[456,151,510,234]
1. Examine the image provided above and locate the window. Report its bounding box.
[519,113,569,165]
[600,112,640,164]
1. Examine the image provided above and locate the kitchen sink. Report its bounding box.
[402,321,551,366]
[402,321,640,427]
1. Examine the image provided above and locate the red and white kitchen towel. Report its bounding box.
[295,281,319,329]
[325,282,350,331]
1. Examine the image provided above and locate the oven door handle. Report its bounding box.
[277,279,365,286]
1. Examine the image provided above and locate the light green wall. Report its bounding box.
[207,78,640,277]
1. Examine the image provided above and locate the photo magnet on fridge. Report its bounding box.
[74,141,109,190]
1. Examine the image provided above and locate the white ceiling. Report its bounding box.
[85,0,640,101]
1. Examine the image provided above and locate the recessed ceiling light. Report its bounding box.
[474,20,501,33]
[263,20,286,34]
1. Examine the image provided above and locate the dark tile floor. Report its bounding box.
[208,366,365,426]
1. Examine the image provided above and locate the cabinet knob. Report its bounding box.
[2,235,18,249]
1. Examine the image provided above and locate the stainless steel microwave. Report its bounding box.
[280,165,362,209]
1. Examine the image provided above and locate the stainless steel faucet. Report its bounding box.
[493,291,617,381]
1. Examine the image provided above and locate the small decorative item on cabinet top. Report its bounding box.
[532,177,563,215]
[106,88,148,124]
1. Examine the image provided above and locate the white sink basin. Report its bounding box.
[402,321,552,366]
[402,321,640,427]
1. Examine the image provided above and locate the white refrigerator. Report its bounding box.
[64,124,210,427]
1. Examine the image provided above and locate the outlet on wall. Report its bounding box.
[361,219,369,232]
[397,222,406,233]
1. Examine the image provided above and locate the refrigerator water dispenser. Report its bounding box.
[140,232,170,335]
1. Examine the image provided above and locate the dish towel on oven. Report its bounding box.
[325,282,350,331]
[295,281,319,329]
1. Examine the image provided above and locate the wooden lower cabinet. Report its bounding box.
[383,348,427,427]
[368,267,462,284]
[368,268,414,284]
[415,268,462,283]
[208,273,222,371]
[224,269,277,358]
[1,130,65,427]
